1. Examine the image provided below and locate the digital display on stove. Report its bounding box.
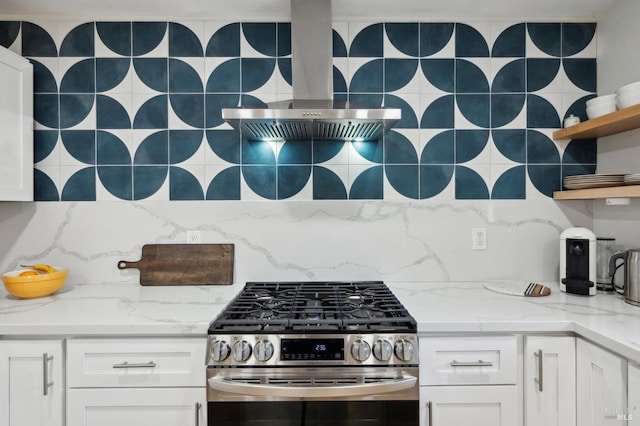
[280,338,344,361]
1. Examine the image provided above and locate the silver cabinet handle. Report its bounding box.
[42,353,54,396]
[112,361,157,369]
[450,359,493,367]
[195,402,202,426]
[427,400,433,426]
[533,349,543,392]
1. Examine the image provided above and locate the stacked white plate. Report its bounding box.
[624,173,640,185]
[616,81,640,109]
[563,174,626,190]
[586,94,617,119]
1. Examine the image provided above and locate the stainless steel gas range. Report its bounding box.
[206,281,418,426]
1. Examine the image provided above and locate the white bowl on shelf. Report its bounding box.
[586,102,617,119]
[586,94,617,108]
[616,89,640,109]
[616,81,640,95]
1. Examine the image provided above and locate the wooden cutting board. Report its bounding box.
[117,244,234,286]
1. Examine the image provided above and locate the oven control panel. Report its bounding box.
[207,333,418,367]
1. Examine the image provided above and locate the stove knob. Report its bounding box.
[351,339,371,362]
[394,339,415,362]
[254,340,274,362]
[232,340,253,362]
[373,339,393,361]
[210,340,231,362]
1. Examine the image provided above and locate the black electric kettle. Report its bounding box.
[608,249,640,306]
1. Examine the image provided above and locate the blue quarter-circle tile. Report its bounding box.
[527,130,560,164]
[169,94,204,128]
[241,58,276,92]
[277,23,291,56]
[133,58,168,92]
[206,23,240,57]
[169,23,203,57]
[333,29,348,57]
[456,59,489,93]
[528,23,561,57]
[205,94,240,128]
[242,165,276,199]
[60,94,94,129]
[491,166,525,199]
[97,166,133,200]
[34,94,59,128]
[97,22,131,56]
[60,23,94,57]
[419,23,454,57]
[491,94,526,128]
[22,22,57,56]
[333,65,347,93]
[34,169,60,201]
[492,129,526,163]
[349,93,383,108]
[564,95,593,124]
[97,130,132,165]
[350,59,383,93]
[313,140,345,163]
[456,130,489,163]
[241,94,267,108]
[313,166,347,200]
[420,95,454,129]
[492,59,525,93]
[206,166,241,200]
[206,130,240,164]
[62,130,96,164]
[279,140,312,164]
[421,130,454,164]
[456,94,490,128]
[134,165,167,200]
[134,131,169,165]
[349,166,383,199]
[278,165,311,199]
[419,165,453,199]
[61,167,96,201]
[421,59,454,92]
[206,58,240,92]
[385,23,419,57]
[455,24,489,58]
[0,21,20,48]
[491,23,525,57]
[563,59,596,92]
[563,139,596,164]
[279,58,292,87]
[350,23,383,58]
[169,130,204,164]
[61,59,95,93]
[454,166,489,199]
[384,59,418,92]
[562,164,596,180]
[135,95,170,129]
[527,95,560,128]
[169,58,204,93]
[97,58,131,92]
[97,95,132,129]
[386,165,419,199]
[562,23,596,57]
[133,22,167,56]
[243,139,276,164]
[384,130,418,164]
[32,60,58,93]
[527,164,560,197]
[34,130,59,163]
[526,58,560,92]
[242,23,276,57]
[169,166,204,200]
[353,140,383,163]
[384,95,418,129]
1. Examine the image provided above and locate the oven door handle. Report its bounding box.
[208,375,417,398]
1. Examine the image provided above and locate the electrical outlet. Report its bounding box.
[472,227,487,250]
[186,230,202,244]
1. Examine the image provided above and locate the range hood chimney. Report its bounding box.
[222,0,401,142]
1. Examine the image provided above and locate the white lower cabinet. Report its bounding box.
[576,338,627,425]
[629,361,640,426]
[524,336,576,426]
[0,340,64,426]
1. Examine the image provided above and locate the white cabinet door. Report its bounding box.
[0,46,33,201]
[67,388,206,426]
[420,385,518,426]
[576,338,627,426]
[629,361,640,426]
[524,336,576,426]
[0,340,63,426]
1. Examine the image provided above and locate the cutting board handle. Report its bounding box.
[118,260,140,270]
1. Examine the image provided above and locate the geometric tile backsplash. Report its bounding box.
[0,21,597,201]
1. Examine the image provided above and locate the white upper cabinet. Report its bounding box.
[0,46,33,201]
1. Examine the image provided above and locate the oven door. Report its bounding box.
[207,366,418,426]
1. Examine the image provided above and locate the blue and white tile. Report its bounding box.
[35,165,61,195]
[346,57,381,92]
[349,140,382,165]
[205,165,240,200]
[240,167,275,200]
[59,165,96,201]
[32,57,60,91]
[420,23,455,58]
[348,164,383,199]
[99,129,134,164]
[314,141,349,166]
[100,59,133,94]
[170,56,205,92]
[490,164,526,199]
[560,59,596,94]
[243,66,278,96]
[204,22,240,57]
[383,167,419,200]
[132,22,168,58]
[170,21,206,56]
[526,24,560,59]
[134,167,169,200]
[384,23,419,58]
[386,129,420,163]
[172,164,206,193]
[347,22,383,56]
[562,23,597,58]
[61,99,97,130]
[420,167,455,200]
[36,133,61,166]
[95,22,131,57]
[456,131,491,166]
[386,63,420,94]
[312,165,348,200]
[131,129,166,164]
[59,135,94,166]
[489,132,524,165]
[419,129,453,162]
[418,61,452,94]
[454,164,490,199]
[419,93,455,129]
[489,22,525,57]
[95,167,131,201]
[58,57,93,92]
[490,58,525,93]
[240,23,275,58]
[525,165,561,199]
[455,23,491,58]
[526,59,562,94]
[561,93,591,122]
[170,133,206,166]
[332,22,349,56]
[274,63,292,99]
[493,97,527,129]
[454,98,488,130]
[57,21,95,55]
[278,169,313,200]
[333,57,349,93]
[456,57,490,92]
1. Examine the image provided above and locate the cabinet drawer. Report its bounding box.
[419,336,517,385]
[67,338,206,388]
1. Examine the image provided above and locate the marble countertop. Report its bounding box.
[1,281,640,362]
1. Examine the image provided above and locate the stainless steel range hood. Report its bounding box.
[222,0,401,142]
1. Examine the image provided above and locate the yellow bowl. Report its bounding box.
[2,267,68,299]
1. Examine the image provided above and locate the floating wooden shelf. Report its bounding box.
[553,185,640,200]
[552,103,640,140]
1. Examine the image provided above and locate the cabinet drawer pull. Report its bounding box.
[427,400,433,426]
[533,349,543,392]
[195,402,202,426]
[112,361,157,369]
[43,353,54,396]
[450,359,493,367]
